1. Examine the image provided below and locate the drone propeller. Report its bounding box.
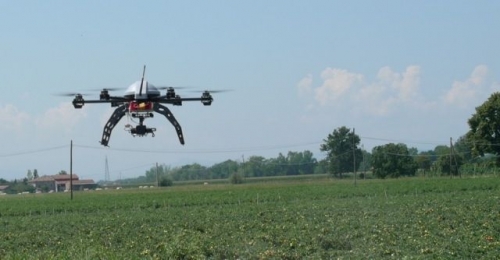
[156,86,192,90]
[54,92,91,97]
[191,89,232,94]
[88,87,123,92]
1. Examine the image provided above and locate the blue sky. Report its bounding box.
[0,1,499,181]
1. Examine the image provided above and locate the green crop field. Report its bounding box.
[1,176,499,259]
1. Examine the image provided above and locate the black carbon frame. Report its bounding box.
[100,104,128,146]
[153,103,185,145]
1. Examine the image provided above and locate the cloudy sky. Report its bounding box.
[0,1,499,181]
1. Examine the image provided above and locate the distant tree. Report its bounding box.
[415,152,432,175]
[33,169,39,179]
[159,177,173,187]
[454,135,472,162]
[209,160,240,179]
[436,153,464,176]
[229,171,245,184]
[0,178,8,184]
[58,170,68,175]
[467,92,500,165]
[240,156,266,178]
[266,153,287,176]
[408,147,418,156]
[320,126,362,178]
[434,145,450,157]
[287,150,317,175]
[170,163,208,181]
[358,150,372,173]
[371,143,418,179]
[314,159,329,174]
[145,164,171,183]
[27,170,33,180]
[6,182,35,194]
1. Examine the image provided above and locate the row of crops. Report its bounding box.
[1,176,499,259]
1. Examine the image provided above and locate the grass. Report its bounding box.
[0,176,499,259]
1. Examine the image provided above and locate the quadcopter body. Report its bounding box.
[70,66,214,146]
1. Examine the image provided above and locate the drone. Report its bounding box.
[66,66,219,146]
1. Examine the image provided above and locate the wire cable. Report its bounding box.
[0,145,68,158]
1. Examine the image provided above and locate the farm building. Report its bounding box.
[29,174,97,192]
[0,185,8,194]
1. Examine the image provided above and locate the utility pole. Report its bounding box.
[450,137,460,178]
[361,144,365,179]
[105,156,110,183]
[70,140,73,200]
[353,128,357,186]
[156,162,159,187]
[449,137,453,178]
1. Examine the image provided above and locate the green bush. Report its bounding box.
[229,172,244,184]
[159,177,173,187]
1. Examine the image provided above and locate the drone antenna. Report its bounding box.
[139,65,146,96]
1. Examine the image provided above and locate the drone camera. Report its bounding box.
[130,125,156,137]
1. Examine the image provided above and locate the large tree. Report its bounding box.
[467,92,500,164]
[320,126,362,177]
[371,143,418,179]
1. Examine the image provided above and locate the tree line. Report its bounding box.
[135,150,322,184]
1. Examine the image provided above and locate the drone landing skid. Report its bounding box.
[99,103,185,147]
[100,104,128,146]
[153,103,185,145]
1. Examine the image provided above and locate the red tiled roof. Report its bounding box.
[53,174,79,181]
[29,174,79,183]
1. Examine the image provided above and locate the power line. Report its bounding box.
[73,141,321,154]
[0,145,68,158]
[1,135,498,159]
[360,136,446,146]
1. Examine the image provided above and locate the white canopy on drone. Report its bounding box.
[124,80,161,99]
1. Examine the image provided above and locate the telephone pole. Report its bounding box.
[105,156,110,183]
[353,128,357,186]
[156,162,159,187]
[70,140,73,200]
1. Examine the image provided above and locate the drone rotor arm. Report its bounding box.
[154,97,213,106]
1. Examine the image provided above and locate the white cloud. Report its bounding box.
[443,65,488,107]
[299,66,422,115]
[35,102,87,132]
[0,104,30,131]
[398,65,421,101]
[299,64,498,121]
[314,68,364,105]
[297,74,313,97]
[358,66,421,115]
